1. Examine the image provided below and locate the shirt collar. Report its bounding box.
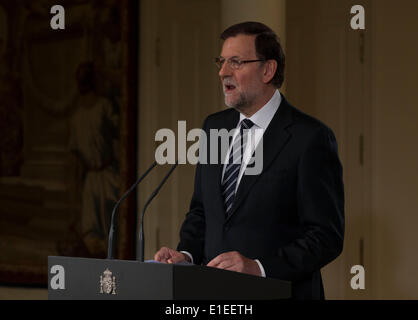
[239,89,281,130]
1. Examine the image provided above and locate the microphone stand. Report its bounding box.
[137,161,178,262]
[107,161,157,259]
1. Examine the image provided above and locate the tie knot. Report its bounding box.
[241,119,254,130]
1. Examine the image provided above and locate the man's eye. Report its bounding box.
[230,59,240,66]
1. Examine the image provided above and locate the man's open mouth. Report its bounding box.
[224,84,236,92]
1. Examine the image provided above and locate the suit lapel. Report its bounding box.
[226,97,294,222]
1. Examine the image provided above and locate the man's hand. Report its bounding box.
[206,251,261,276]
[154,247,190,264]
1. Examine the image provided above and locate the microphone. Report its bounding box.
[138,161,178,262]
[107,161,157,259]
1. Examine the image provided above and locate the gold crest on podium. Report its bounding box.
[100,269,116,295]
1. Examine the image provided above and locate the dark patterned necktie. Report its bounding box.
[221,119,254,216]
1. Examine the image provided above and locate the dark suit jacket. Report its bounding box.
[177,96,345,299]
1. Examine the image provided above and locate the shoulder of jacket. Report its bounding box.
[289,104,334,136]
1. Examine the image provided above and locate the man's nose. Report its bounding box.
[219,61,232,79]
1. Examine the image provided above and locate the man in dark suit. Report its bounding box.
[154,21,344,300]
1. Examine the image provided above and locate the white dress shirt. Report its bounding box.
[183,90,282,278]
[221,89,281,189]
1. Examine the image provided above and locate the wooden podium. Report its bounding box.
[48,256,291,300]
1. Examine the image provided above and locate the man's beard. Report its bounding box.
[225,91,253,113]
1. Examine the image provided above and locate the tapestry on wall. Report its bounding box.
[0,0,138,285]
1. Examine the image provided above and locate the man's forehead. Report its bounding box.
[220,34,257,58]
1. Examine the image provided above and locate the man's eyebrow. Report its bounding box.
[219,55,240,59]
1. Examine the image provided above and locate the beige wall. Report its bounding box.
[370,0,418,299]
[287,0,418,299]
[220,0,286,46]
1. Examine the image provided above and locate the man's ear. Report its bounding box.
[263,60,277,84]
